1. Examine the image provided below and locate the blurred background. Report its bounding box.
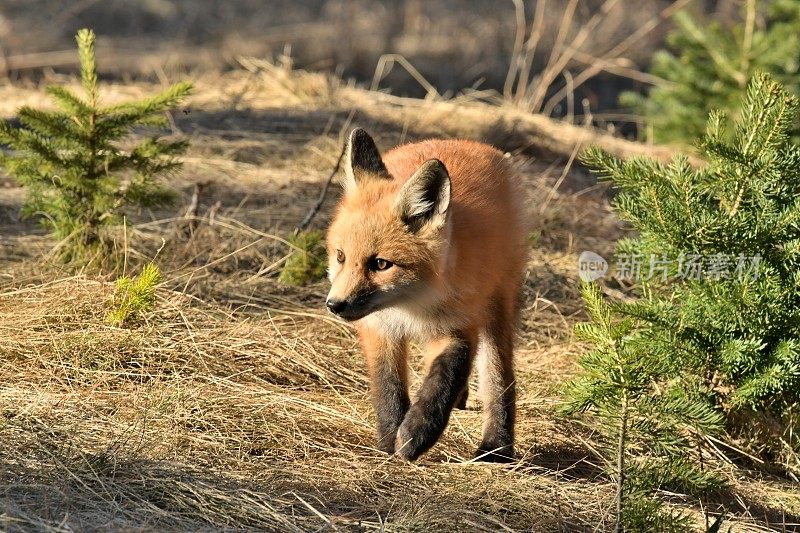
[0,0,738,133]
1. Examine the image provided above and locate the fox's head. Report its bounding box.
[326,129,451,321]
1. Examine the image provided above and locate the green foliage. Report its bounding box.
[619,493,692,532]
[279,230,327,286]
[563,283,723,531]
[623,0,800,144]
[585,73,800,468]
[0,28,192,268]
[107,262,162,326]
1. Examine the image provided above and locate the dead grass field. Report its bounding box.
[0,0,676,111]
[0,64,799,532]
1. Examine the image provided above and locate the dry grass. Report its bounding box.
[1,66,798,532]
[1,0,678,112]
[0,272,607,531]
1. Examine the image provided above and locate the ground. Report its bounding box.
[0,66,798,532]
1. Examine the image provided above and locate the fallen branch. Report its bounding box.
[295,144,345,234]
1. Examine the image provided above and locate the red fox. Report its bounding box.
[326,129,528,462]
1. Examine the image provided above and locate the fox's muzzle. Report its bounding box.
[325,298,347,315]
[326,283,395,321]
[325,295,374,321]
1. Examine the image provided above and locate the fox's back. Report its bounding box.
[382,139,529,295]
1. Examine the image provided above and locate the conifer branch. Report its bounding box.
[623,0,800,145]
[76,29,98,106]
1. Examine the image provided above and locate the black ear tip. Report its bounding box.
[424,158,449,175]
[349,128,371,143]
[346,127,388,179]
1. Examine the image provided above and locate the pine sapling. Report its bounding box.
[0,28,192,269]
[622,0,800,144]
[586,73,800,472]
[562,283,723,531]
[279,229,327,286]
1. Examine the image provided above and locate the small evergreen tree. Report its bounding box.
[584,73,800,472]
[0,29,192,268]
[563,283,723,531]
[622,0,800,144]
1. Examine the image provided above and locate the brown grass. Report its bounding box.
[0,271,607,531]
[0,0,678,112]
[0,66,798,532]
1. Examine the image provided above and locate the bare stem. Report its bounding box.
[295,144,345,234]
[615,388,629,533]
[740,0,757,84]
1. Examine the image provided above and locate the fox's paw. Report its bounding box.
[394,410,441,461]
[454,386,469,410]
[376,431,398,455]
[473,443,514,463]
[394,422,424,461]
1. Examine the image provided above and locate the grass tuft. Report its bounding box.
[107,262,162,326]
[279,230,327,286]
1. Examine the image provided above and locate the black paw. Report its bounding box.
[454,387,469,410]
[473,444,514,463]
[394,410,441,461]
[376,431,399,454]
[394,423,424,461]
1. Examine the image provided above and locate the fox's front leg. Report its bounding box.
[358,326,410,453]
[395,330,475,460]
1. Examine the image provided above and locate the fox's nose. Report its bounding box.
[326,298,347,315]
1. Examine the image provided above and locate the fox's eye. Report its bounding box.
[336,249,345,264]
[374,258,393,271]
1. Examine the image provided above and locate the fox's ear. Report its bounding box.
[342,128,390,191]
[394,159,451,233]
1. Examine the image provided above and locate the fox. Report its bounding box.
[325,128,529,462]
